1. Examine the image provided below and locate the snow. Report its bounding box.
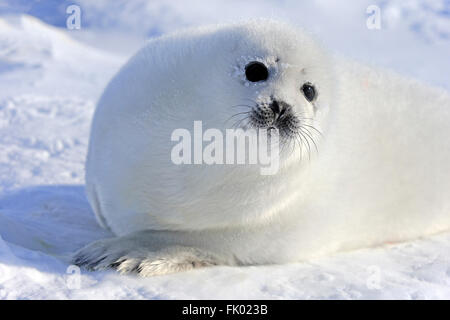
[0,0,449,299]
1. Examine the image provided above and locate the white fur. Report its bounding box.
[74,20,450,276]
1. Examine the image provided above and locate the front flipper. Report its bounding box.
[72,236,221,276]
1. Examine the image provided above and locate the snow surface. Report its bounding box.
[0,0,449,299]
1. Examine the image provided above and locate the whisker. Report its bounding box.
[299,127,319,153]
[225,111,252,125]
[293,133,300,158]
[231,115,251,129]
[301,124,323,136]
[230,104,254,109]
[293,133,304,162]
[279,133,290,156]
[241,98,258,104]
[297,131,311,161]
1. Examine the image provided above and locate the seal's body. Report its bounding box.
[74,20,450,276]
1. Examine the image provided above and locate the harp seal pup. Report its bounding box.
[73,20,450,276]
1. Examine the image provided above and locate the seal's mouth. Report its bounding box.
[247,100,300,141]
[229,99,321,157]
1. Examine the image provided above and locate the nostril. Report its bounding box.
[270,100,280,114]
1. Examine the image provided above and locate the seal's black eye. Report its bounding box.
[301,83,316,102]
[245,62,269,82]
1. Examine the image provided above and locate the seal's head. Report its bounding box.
[222,23,335,156]
[87,20,336,233]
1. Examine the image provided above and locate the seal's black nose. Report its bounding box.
[269,100,286,118]
[269,100,280,114]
